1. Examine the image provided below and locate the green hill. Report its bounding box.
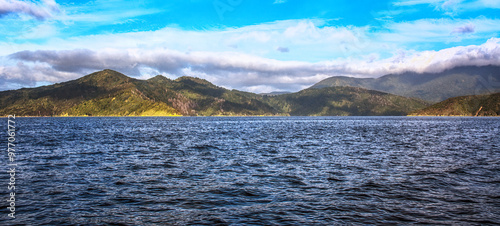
[410,93,500,116]
[312,65,500,102]
[0,70,277,116]
[269,86,428,116]
[133,74,279,116]
[0,69,430,117]
[0,70,176,116]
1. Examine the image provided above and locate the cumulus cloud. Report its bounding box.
[1,17,499,92]
[376,37,500,74]
[0,0,60,20]
[0,19,385,62]
[0,61,79,90]
[3,38,500,92]
[6,48,333,91]
[1,18,497,61]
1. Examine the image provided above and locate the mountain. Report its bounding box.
[0,70,278,116]
[312,65,500,102]
[133,74,279,116]
[0,69,429,116]
[409,92,500,116]
[268,87,428,116]
[0,70,182,116]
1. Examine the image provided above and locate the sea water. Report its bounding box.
[2,117,499,225]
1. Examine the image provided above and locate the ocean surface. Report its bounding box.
[1,116,499,225]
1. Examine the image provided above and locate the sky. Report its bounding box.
[0,0,499,93]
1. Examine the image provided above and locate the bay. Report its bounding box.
[2,117,499,225]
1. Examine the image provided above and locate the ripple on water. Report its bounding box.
[2,116,499,225]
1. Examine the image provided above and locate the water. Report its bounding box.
[1,117,499,225]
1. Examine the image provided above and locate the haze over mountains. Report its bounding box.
[0,69,427,117]
[312,65,500,102]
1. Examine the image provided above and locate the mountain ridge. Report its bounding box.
[0,69,429,116]
[312,65,500,102]
[273,86,428,116]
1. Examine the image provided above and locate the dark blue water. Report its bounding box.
[1,117,499,225]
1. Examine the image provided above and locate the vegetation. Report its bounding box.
[0,70,179,116]
[409,92,500,116]
[271,87,428,116]
[0,69,430,117]
[312,65,500,102]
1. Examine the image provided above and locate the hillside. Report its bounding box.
[268,87,428,116]
[410,92,500,116]
[0,69,172,117]
[0,70,278,116]
[312,65,500,102]
[0,69,430,116]
[133,75,279,116]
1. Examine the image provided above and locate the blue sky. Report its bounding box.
[0,0,499,92]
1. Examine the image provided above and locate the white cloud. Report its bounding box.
[379,18,499,45]
[1,17,499,92]
[0,19,380,62]
[393,0,500,13]
[478,0,500,8]
[2,38,500,93]
[374,37,500,74]
[393,0,441,5]
[57,5,161,24]
[1,18,497,62]
[0,0,60,20]
[393,0,458,9]
[21,22,58,39]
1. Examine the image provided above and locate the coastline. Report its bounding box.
[3,114,500,118]
[408,114,500,117]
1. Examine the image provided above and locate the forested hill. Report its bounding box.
[312,65,500,102]
[410,92,500,116]
[0,69,428,116]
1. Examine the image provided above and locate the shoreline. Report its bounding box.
[408,114,500,117]
[2,115,499,118]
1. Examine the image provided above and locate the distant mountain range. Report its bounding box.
[312,65,500,102]
[0,69,427,116]
[410,92,500,116]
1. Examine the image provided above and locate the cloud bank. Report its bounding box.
[2,38,499,93]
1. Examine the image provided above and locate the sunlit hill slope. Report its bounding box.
[0,69,429,116]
